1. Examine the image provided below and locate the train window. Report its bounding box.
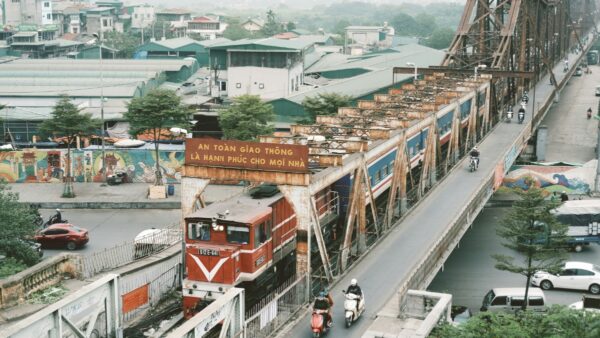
[187,222,210,241]
[254,223,268,248]
[382,166,388,177]
[374,171,380,183]
[266,220,272,239]
[227,225,249,244]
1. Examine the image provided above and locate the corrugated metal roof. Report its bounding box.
[307,44,441,74]
[150,37,203,49]
[281,45,445,105]
[0,59,196,72]
[208,37,316,51]
[0,85,140,98]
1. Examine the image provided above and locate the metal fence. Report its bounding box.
[245,275,308,338]
[120,253,182,324]
[78,224,182,279]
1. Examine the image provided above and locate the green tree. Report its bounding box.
[145,19,176,41]
[423,28,456,50]
[125,89,191,185]
[414,13,437,37]
[0,183,41,273]
[432,306,600,338]
[302,93,353,122]
[492,187,568,310]
[40,96,100,197]
[286,21,296,31]
[223,18,255,40]
[391,12,418,36]
[103,31,140,58]
[262,9,283,36]
[219,95,274,141]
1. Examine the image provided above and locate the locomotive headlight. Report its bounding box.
[218,225,224,231]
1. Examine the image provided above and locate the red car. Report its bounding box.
[35,223,89,250]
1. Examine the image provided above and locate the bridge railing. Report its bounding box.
[245,275,308,338]
[77,223,182,279]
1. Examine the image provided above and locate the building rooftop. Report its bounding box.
[190,16,219,23]
[156,8,191,15]
[208,37,318,52]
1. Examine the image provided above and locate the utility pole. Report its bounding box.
[93,30,106,185]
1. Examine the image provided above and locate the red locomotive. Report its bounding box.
[183,185,296,318]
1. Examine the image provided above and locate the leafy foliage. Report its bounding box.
[219,95,274,141]
[261,9,283,36]
[432,306,600,338]
[493,187,568,310]
[39,96,100,197]
[0,183,40,270]
[103,30,140,58]
[223,17,259,40]
[302,93,353,122]
[423,28,456,50]
[125,89,190,185]
[0,257,27,279]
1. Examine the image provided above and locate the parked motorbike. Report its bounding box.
[311,309,330,337]
[343,291,365,328]
[469,156,478,172]
[107,170,128,185]
[522,95,529,104]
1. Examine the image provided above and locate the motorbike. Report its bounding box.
[42,215,68,228]
[522,95,529,104]
[588,110,593,119]
[107,170,128,185]
[518,111,525,124]
[469,156,478,172]
[506,110,513,123]
[343,291,365,328]
[311,309,330,337]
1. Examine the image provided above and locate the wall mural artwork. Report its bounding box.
[502,160,596,195]
[0,149,184,184]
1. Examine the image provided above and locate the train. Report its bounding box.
[182,83,488,318]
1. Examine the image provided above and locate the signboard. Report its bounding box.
[122,284,149,314]
[185,139,308,173]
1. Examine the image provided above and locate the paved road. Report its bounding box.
[38,209,180,258]
[284,37,592,338]
[429,207,600,313]
[542,63,600,162]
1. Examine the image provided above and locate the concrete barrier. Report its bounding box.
[0,253,78,309]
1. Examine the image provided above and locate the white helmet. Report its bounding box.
[56,208,61,212]
[350,278,357,286]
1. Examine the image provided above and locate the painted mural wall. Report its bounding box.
[0,149,184,184]
[502,160,597,195]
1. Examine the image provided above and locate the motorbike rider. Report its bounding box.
[588,107,593,119]
[518,105,526,122]
[470,146,480,169]
[52,208,63,224]
[313,290,333,327]
[346,278,363,312]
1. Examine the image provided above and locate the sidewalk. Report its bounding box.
[9,183,244,209]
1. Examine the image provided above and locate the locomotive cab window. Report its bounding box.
[227,225,249,244]
[188,222,210,241]
[254,220,272,248]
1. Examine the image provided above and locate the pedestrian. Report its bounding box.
[550,191,559,203]
[560,191,569,202]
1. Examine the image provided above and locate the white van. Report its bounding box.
[480,288,546,313]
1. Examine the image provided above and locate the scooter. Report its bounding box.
[42,215,68,228]
[107,170,128,185]
[469,156,478,172]
[311,309,330,337]
[343,291,365,328]
[506,110,514,123]
[518,111,525,124]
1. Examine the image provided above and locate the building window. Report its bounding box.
[134,14,138,19]
[102,19,108,27]
[236,83,241,89]
[220,81,227,91]
[43,1,49,7]
[46,14,51,19]
[11,0,20,3]
[291,79,294,92]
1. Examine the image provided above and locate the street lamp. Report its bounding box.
[406,62,417,81]
[474,64,487,80]
[92,32,106,184]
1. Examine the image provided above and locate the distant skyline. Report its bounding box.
[123,0,466,10]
